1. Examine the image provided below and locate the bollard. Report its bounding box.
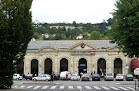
[135,80,136,90]
[138,75,139,88]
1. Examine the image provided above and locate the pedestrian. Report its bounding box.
[66,73,68,80]
[80,72,83,77]
[94,71,95,74]
[101,72,104,78]
[91,72,93,78]
[50,72,54,82]
[22,73,25,78]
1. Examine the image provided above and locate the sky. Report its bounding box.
[31,0,117,24]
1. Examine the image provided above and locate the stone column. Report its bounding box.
[106,58,109,73]
[94,56,97,73]
[108,56,113,73]
[73,58,77,74]
[38,55,43,76]
[87,56,91,74]
[70,56,74,74]
[54,55,58,74]
[57,57,60,74]
[24,57,31,75]
[92,55,96,73]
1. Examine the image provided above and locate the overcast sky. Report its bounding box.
[31,0,116,24]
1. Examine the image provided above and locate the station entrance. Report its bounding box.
[44,58,52,74]
[97,58,106,75]
[60,58,68,72]
[78,58,87,74]
[31,59,38,76]
[114,58,122,77]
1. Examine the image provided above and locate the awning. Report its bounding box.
[131,59,139,69]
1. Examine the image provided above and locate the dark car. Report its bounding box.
[81,73,90,81]
[54,74,59,80]
[126,74,133,81]
[25,74,33,80]
[92,74,100,81]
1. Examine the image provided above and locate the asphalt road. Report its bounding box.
[1,79,139,91]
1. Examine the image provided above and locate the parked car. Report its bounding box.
[92,74,100,81]
[115,74,124,81]
[70,74,80,81]
[125,74,133,81]
[104,73,114,81]
[81,73,90,81]
[60,71,71,80]
[54,74,60,80]
[32,74,50,81]
[13,74,22,80]
[25,74,33,80]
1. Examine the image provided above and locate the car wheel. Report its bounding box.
[35,79,37,81]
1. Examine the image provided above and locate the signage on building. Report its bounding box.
[125,63,129,70]
[80,64,85,66]
[90,51,95,54]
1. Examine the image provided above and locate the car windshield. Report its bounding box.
[72,75,76,76]
[93,74,99,76]
[27,74,32,76]
[82,74,89,76]
[127,74,133,77]
[116,74,123,76]
[107,73,112,76]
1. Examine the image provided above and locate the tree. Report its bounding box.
[111,0,139,58]
[54,33,61,40]
[89,31,102,40]
[0,0,33,88]
[33,32,40,39]
[107,18,113,26]
[72,21,78,27]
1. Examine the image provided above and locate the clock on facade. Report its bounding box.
[81,44,85,48]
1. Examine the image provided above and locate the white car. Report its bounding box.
[13,74,23,80]
[32,74,50,81]
[115,74,124,81]
[70,74,80,81]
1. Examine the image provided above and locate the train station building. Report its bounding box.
[17,40,138,76]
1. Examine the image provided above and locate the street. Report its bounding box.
[2,79,138,91]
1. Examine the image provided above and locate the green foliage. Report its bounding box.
[37,37,43,40]
[33,19,112,40]
[0,0,33,88]
[89,31,102,40]
[110,0,139,58]
[54,33,61,40]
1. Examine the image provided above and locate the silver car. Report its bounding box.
[104,73,114,81]
[115,74,124,81]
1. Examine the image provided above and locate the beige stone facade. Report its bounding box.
[24,40,133,76]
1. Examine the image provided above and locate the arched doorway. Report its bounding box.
[97,58,106,75]
[31,59,38,76]
[60,58,68,72]
[78,58,87,74]
[44,58,52,74]
[114,58,122,77]
[17,61,24,75]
